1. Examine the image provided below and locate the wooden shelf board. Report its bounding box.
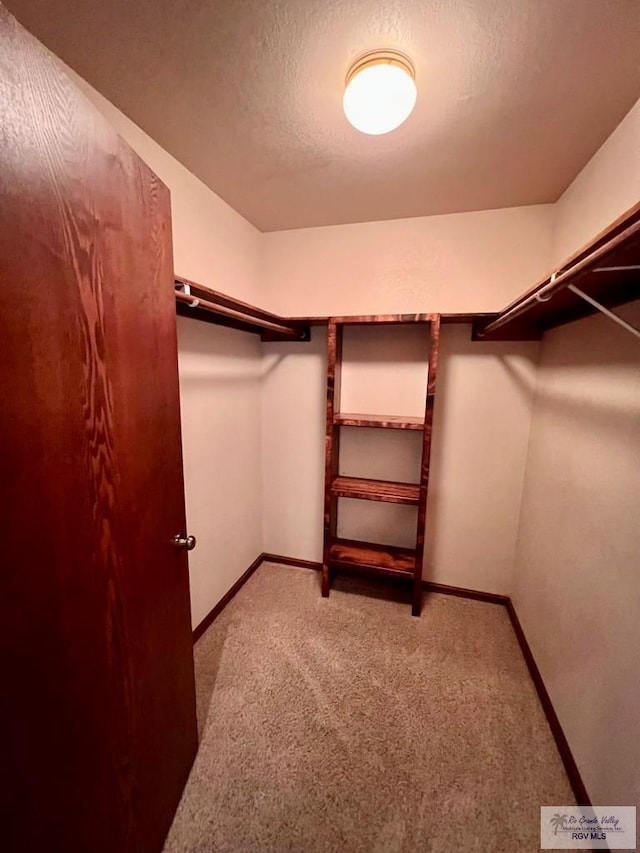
[331,475,420,505]
[474,202,640,340]
[334,413,424,430]
[329,538,416,578]
[474,267,639,340]
[329,313,438,325]
[174,275,310,342]
[267,312,494,327]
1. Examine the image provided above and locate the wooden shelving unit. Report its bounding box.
[322,314,441,616]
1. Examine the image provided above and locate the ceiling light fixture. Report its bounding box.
[343,50,417,135]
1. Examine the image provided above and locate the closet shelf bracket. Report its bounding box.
[567,284,640,340]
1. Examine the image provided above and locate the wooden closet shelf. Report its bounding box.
[329,538,417,578]
[334,413,425,430]
[331,476,421,505]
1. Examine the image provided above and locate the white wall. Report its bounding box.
[425,326,539,593]
[512,97,640,808]
[262,322,539,596]
[177,320,262,628]
[263,205,554,316]
[261,206,552,593]
[552,98,640,266]
[261,329,328,561]
[512,303,640,809]
[67,67,265,628]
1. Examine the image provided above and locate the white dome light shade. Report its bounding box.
[343,51,417,135]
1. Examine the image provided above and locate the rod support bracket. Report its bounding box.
[176,282,199,308]
[535,272,557,303]
[567,284,640,340]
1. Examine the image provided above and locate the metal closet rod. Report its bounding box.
[174,289,301,338]
[480,218,640,336]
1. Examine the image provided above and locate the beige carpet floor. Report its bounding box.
[164,563,574,853]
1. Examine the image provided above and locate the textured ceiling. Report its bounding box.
[7,0,640,231]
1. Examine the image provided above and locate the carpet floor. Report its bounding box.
[164,563,574,852]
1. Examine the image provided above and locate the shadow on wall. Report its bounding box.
[341,323,432,365]
[424,323,541,593]
[517,301,640,435]
[176,315,264,631]
[510,302,640,808]
[261,327,328,562]
[177,316,263,384]
[532,380,639,433]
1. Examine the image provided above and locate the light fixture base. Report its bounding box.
[345,49,415,87]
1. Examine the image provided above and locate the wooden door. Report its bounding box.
[0,6,198,851]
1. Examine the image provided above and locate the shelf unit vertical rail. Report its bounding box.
[412,315,441,615]
[322,321,343,596]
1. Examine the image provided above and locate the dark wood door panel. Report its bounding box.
[0,5,197,851]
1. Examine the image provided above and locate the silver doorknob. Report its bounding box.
[173,534,196,551]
